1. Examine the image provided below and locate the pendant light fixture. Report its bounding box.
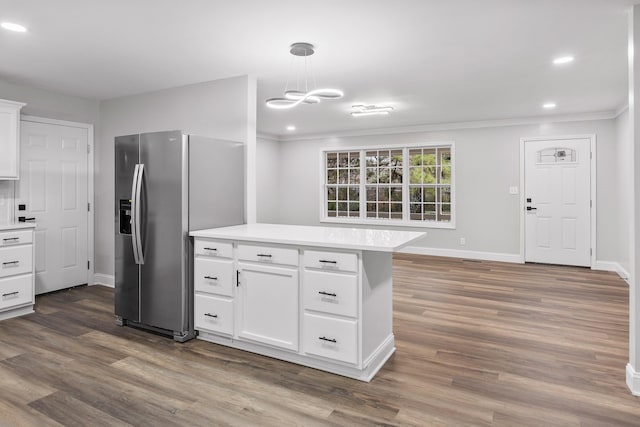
[266,42,344,109]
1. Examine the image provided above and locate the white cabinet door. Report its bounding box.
[236,262,298,351]
[0,99,25,180]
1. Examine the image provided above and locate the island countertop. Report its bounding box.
[189,223,426,252]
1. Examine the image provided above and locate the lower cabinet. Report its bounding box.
[193,237,394,382]
[236,262,298,351]
[0,227,35,320]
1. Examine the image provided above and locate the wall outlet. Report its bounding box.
[509,186,519,195]
[459,237,466,246]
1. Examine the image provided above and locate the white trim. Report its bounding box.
[627,363,640,396]
[592,261,630,283]
[399,245,522,264]
[320,217,454,229]
[519,134,596,267]
[256,132,279,142]
[616,104,630,118]
[276,110,618,142]
[93,274,114,288]
[322,140,455,152]
[19,115,96,287]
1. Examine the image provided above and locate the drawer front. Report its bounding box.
[304,250,357,273]
[303,313,357,364]
[194,258,234,297]
[0,274,32,311]
[0,230,33,247]
[195,294,233,336]
[237,244,298,267]
[303,270,358,318]
[194,239,233,259]
[0,245,32,278]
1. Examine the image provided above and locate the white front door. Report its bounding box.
[524,138,591,267]
[16,120,89,294]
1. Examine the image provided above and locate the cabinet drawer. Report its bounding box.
[195,294,233,336]
[0,245,32,278]
[194,239,233,258]
[0,230,33,247]
[304,250,357,273]
[0,274,32,311]
[304,270,357,318]
[237,244,298,267]
[194,258,234,297]
[303,313,357,364]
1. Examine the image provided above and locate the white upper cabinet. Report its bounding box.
[0,99,26,180]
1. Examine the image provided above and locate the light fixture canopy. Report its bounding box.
[266,42,343,109]
[351,104,394,117]
[1,22,27,32]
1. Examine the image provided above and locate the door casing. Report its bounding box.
[519,134,596,267]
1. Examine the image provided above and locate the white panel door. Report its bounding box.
[16,121,89,294]
[524,138,591,266]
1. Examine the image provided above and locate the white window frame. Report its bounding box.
[319,141,456,229]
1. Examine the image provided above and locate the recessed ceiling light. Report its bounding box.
[286,125,296,131]
[543,102,557,109]
[1,22,27,32]
[553,56,574,65]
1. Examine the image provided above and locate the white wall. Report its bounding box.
[269,118,618,261]
[0,78,99,224]
[256,136,280,223]
[617,108,632,276]
[95,75,256,277]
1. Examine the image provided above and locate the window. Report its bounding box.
[322,143,454,227]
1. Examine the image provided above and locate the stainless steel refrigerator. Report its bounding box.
[114,130,244,342]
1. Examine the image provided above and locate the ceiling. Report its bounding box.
[0,0,635,138]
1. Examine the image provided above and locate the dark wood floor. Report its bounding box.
[0,254,637,426]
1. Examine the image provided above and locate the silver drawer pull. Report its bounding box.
[319,336,337,343]
[319,291,337,297]
[2,291,18,297]
[319,260,337,264]
[2,237,19,242]
[257,253,272,258]
[204,276,218,281]
[203,247,217,251]
[204,313,218,318]
[2,261,19,267]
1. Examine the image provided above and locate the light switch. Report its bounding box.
[509,186,519,195]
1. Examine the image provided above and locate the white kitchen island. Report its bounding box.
[189,223,425,381]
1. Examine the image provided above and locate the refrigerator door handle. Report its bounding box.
[130,164,140,264]
[134,164,145,264]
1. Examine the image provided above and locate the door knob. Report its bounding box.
[526,207,537,211]
[18,216,36,222]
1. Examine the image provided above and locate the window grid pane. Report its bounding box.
[325,146,452,224]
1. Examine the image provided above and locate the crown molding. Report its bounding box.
[271,110,619,143]
[256,132,280,141]
[615,103,629,118]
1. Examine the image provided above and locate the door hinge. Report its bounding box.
[236,270,240,287]
[590,248,592,256]
[87,145,91,154]
[87,202,91,212]
[590,200,592,208]
[87,260,90,269]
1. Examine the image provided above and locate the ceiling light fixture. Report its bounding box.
[1,22,27,32]
[286,125,296,131]
[553,56,574,65]
[543,102,557,109]
[266,42,343,109]
[351,104,394,117]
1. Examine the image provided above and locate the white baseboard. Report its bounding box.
[399,246,522,264]
[592,261,630,283]
[627,363,640,396]
[93,273,114,288]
